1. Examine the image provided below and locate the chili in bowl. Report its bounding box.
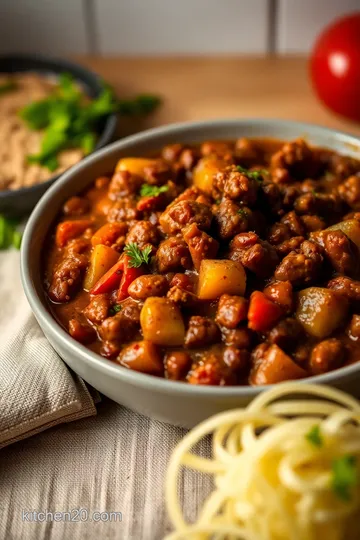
[21,119,360,428]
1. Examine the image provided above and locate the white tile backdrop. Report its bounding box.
[0,0,88,55]
[276,0,360,53]
[93,0,270,55]
[0,0,358,55]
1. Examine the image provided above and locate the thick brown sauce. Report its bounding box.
[44,137,360,385]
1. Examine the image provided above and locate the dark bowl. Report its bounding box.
[0,53,118,216]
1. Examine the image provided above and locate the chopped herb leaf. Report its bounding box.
[331,455,357,502]
[0,79,17,95]
[237,165,268,181]
[117,94,161,116]
[306,425,323,448]
[237,208,249,218]
[19,74,161,171]
[110,304,122,315]
[140,184,169,197]
[124,243,152,268]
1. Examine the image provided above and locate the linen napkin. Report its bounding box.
[0,249,98,449]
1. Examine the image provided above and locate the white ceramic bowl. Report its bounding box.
[21,119,360,428]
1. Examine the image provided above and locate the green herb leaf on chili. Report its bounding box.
[237,165,268,181]
[305,425,323,448]
[109,304,122,315]
[331,455,357,502]
[140,184,169,197]
[237,208,249,218]
[124,243,152,268]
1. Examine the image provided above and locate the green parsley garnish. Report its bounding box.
[0,215,22,250]
[215,199,221,205]
[237,165,268,181]
[124,243,152,268]
[140,184,169,197]
[305,425,323,448]
[19,74,161,171]
[109,304,122,316]
[237,208,249,218]
[0,79,17,95]
[331,455,357,502]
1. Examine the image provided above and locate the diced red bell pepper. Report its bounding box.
[117,255,145,301]
[248,291,283,332]
[90,257,124,295]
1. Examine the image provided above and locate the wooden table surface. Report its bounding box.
[76,56,360,138]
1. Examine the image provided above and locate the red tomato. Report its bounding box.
[310,13,360,122]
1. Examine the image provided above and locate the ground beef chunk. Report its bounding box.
[301,214,326,232]
[281,211,305,236]
[214,165,258,205]
[156,237,192,273]
[167,286,197,306]
[270,138,314,180]
[63,196,89,216]
[128,274,169,299]
[276,236,305,256]
[183,223,219,270]
[187,354,235,385]
[65,237,91,256]
[267,222,291,245]
[281,184,301,208]
[260,182,283,215]
[229,232,279,278]
[312,229,359,276]
[214,199,251,240]
[48,254,88,303]
[329,154,359,179]
[107,199,139,223]
[184,316,220,348]
[83,294,110,324]
[143,160,171,185]
[221,327,254,349]
[165,351,192,380]
[349,314,360,339]
[310,338,345,375]
[215,294,248,329]
[126,220,160,247]
[201,141,232,157]
[223,346,250,374]
[338,175,360,210]
[263,280,294,312]
[235,137,260,164]
[162,143,183,162]
[328,276,360,303]
[108,170,142,199]
[294,192,342,216]
[274,240,323,286]
[69,319,96,344]
[268,318,304,352]
[98,298,141,343]
[159,200,212,234]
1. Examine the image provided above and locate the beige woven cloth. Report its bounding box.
[0,250,98,449]
[0,250,211,540]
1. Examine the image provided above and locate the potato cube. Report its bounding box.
[140,297,185,346]
[115,157,159,176]
[193,157,226,193]
[295,287,348,338]
[198,259,246,300]
[83,245,120,291]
